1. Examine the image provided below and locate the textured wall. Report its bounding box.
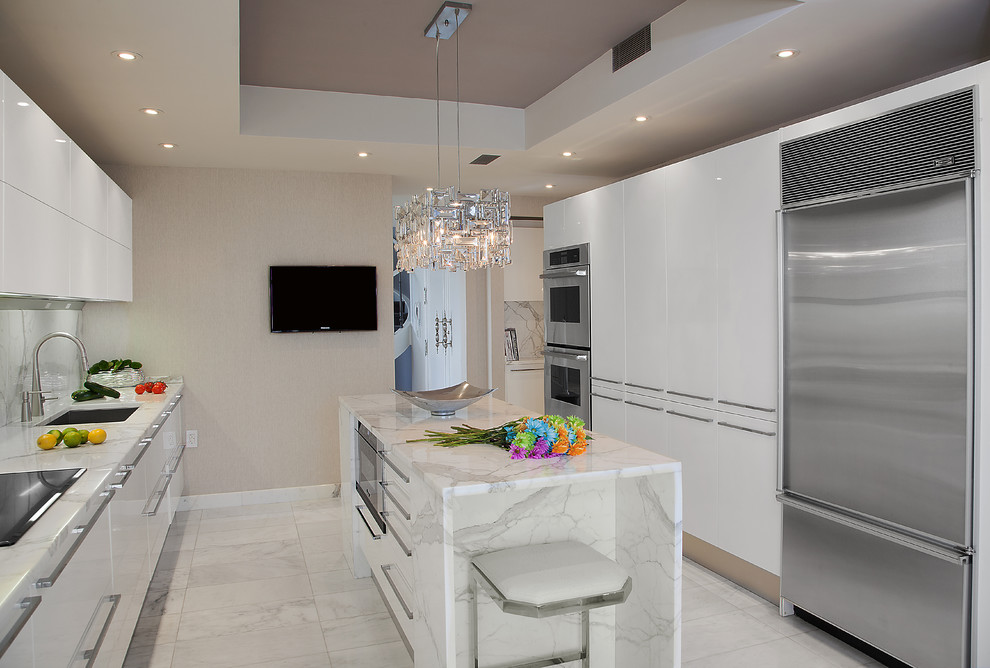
[83,166,394,496]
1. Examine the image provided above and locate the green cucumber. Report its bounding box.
[71,389,102,402]
[84,381,121,399]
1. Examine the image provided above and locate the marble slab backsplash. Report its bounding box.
[504,301,544,361]
[0,303,85,427]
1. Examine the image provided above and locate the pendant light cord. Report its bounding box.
[454,8,462,195]
[435,29,441,189]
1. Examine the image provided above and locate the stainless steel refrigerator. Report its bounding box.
[778,89,977,668]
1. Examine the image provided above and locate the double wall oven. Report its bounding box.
[355,421,386,535]
[541,243,592,427]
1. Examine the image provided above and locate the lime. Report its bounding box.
[88,428,107,445]
[63,431,83,448]
[37,434,57,450]
[63,427,79,433]
[77,429,89,444]
[47,429,63,444]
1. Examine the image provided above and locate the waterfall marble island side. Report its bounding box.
[339,394,683,668]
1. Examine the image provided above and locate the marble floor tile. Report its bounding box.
[147,565,191,592]
[740,602,818,637]
[176,597,320,642]
[681,610,786,663]
[191,538,303,567]
[186,554,309,588]
[321,612,402,652]
[197,512,298,535]
[183,574,315,613]
[122,642,175,668]
[200,502,294,520]
[129,613,181,648]
[293,506,343,524]
[194,523,298,549]
[154,547,194,571]
[296,519,342,538]
[790,628,878,667]
[241,652,333,668]
[699,578,768,610]
[314,588,388,621]
[292,497,342,512]
[161,524,199,552]
[303,548,350,574]
[683,636,841,668]
[309,569,375,596]
[170,622,328,668]
[327,640,413,668]
[172,509,202,525]
[139,588,185,618]
[682,584,738,622]
[300,533,344,553]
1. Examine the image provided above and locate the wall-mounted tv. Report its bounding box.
[269,265,378,333]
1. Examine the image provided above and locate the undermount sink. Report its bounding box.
[42,406,139,426]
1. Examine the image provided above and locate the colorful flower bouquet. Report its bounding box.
[408,415,589,459]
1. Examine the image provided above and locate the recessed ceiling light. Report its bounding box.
[776,49,799,59]
[140,108,163,115]
[634,115,649,123]
[112,50,142,61]
[545,184,555,189]
[16,101,29,107]
[562,151,574,157]
[358,152,370,157]
[159,143,176,149]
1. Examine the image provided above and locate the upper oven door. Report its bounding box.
[541,267,591,349]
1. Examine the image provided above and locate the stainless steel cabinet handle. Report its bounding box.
[718,399,776,413]
[508,368,541,373]
[108,470,132,489]
[591,392,621,403]
[81,593,121,666]
[381,565,414,620]
[36,490,115,588]
[590,376,622,384]
[381,513,412,557]
[717,421,777,437]
[626,383,663,392]
[542,348,589,361]
[667,390,713,402]
[380,482,411,521]
[122,438,153,471]
[0,596,41,658]
[625,400,663,412]
[667,410,713,424]
[378,451,410,484]
[167,443,187,475]
[539,269,587,278]
[356,505,383,540]
[142,474,174,517]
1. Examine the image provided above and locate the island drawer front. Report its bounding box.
[381,520,415,586]
[382,472,414,526]
[373,563,415,646]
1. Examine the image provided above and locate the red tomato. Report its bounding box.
[144,382,155,392]
[152,382,165,394]
[135,385,145,395]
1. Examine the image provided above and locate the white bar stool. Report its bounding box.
[470,541,632,668]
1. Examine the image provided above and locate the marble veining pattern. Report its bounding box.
[503,300,544,360]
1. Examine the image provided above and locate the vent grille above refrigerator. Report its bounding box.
[781,87,976,207]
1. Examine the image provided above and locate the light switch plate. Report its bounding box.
[164,431,177,449]
[186,430,198,448]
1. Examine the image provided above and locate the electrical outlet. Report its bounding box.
[164,432,177,449]
[186,430,198,448]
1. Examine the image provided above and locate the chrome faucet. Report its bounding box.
[26,332,89,420]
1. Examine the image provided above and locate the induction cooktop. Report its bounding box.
[0,468,85,547]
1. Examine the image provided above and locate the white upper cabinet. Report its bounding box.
[70,220,109,300]
[504,227,544,303]
[714,133,780,417]
[623,169,666,393]
[3,76,70,214]
[2,183,71,297]
[107,180,132,249]
[543,200,566,251]
[665,152,718,404]
[588,182,625,384]
[70,142,109,235]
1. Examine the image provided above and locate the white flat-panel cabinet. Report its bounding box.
[70,220,109,299]
[107,241,133,302]
[2,183,72,297]
[715,133,780,417]
[107,182,132,249]
[70,142,109,235]
[716,416,781,574]
[543,200,566,250]
[624,395,667,457]
[623,170,666,394]
[2,76,70,214]
[504,364,544,414]
[666,404,717,544]
[665,153,717,405]
[588,182,625,385]
[590,382,625,440]
[164,400,186,521]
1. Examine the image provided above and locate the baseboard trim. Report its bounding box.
[177,483,341,512]
[684,533,780,604]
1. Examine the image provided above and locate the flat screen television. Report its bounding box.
[269,265,378,332]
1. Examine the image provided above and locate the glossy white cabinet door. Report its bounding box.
[715,133,780,417]
[543,199,566,250]
[107,181,132,249]
[2,76,70,213]
[588,182,625,384]
[0,73,5,185]
[623,396,667,457]
[2,183,71,297]
[163,400,186,522]
[665,153,717,404]
[666,405,717,544]
[70,219,108,299]
[716,416,781,575]
[107,241,133,302]
[504,366,545,414]
[70,142,108,235]
[591,385,625,440]
[623,169,666,393]
[504,227,544,302]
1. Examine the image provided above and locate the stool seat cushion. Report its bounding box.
[472,541,629,606]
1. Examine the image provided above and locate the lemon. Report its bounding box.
[77,429,89,444]
[47,429,63,444]
[88,428,107,445]
[63,431,83,448]
[37,434,57,450]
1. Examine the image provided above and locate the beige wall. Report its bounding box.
[83,166,394,496]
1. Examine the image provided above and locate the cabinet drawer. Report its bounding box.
[373,562,415,649]
[381,517,414,587]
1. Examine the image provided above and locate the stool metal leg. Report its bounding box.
[581,610,590,668]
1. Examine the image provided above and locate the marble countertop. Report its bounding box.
[0,379,183,632]
[340,393,679,497]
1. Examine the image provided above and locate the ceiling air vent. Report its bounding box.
[470,154,501,165]
[612,25,651,72]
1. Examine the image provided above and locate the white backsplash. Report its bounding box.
[0,302,85,427]
[503,301,544,361]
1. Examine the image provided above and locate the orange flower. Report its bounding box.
[569,443,586,456]
[552,442,569,454]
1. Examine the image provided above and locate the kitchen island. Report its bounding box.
[339,393,682,668]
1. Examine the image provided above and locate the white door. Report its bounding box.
[588,182,626,385]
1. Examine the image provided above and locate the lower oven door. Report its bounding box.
[355,425,386,534]
[543,346,592,427]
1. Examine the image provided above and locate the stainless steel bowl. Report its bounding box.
[391,382,497,416]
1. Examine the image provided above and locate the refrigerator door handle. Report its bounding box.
[777,492,973,565]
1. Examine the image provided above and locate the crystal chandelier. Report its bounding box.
[394,2,512,272]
